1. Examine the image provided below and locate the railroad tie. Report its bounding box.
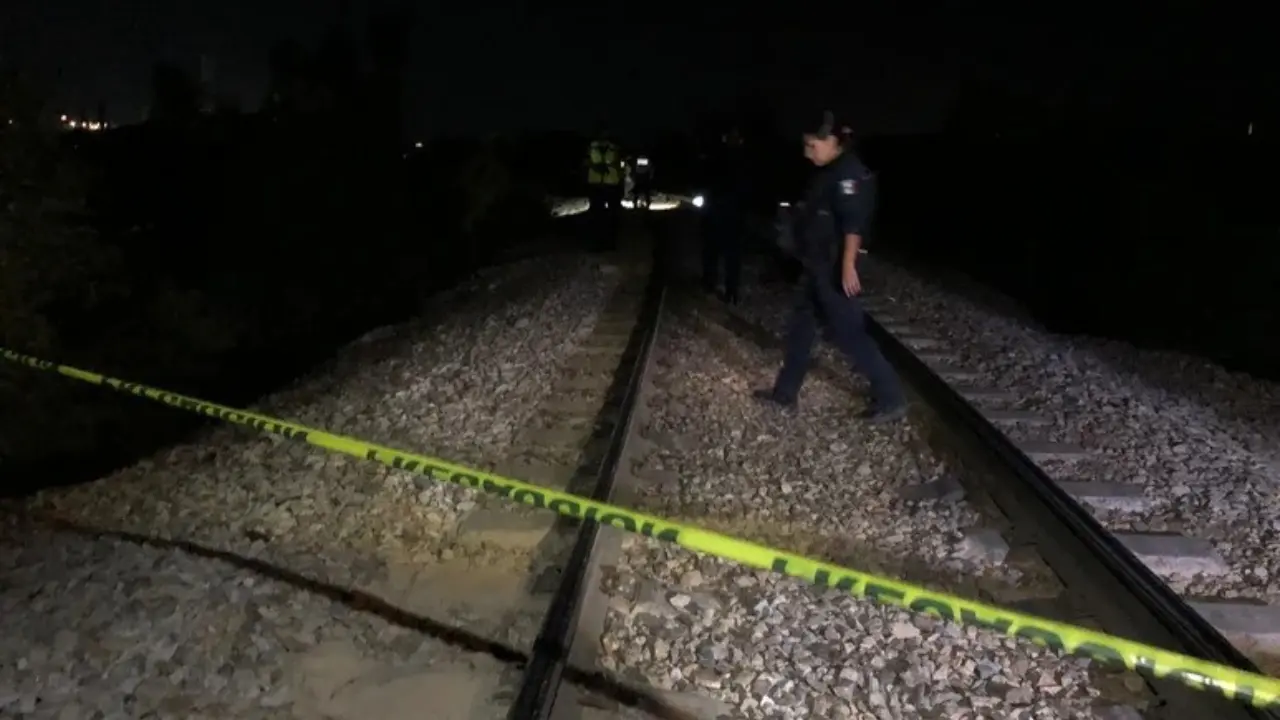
[1055,481,1156,513]
[1115,533,1230,579]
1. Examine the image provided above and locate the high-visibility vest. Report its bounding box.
[587,141,621,185]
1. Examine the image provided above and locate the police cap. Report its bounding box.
[804,110,854,144]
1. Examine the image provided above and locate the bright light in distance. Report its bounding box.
[554,193,683,216]
[778,201,790,208]
[60,116,108,132]
[621,199,679,211]
[692,195,705,208]
[636,157,649,166]
[60,115,68,122]
[414,141,423,148]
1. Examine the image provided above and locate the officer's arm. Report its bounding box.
[833,175,868,266]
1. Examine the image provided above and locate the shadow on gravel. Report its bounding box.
[28,514,698,720]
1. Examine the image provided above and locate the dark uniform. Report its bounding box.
[756,148,906,421]
[586,136,623,250]
[632,157,653,209]
[701,130,748,304]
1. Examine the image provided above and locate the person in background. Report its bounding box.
[622,155,634,202]
[585,127,623,250]
[753,111,905,422]
[701,126,749,304]
[632,155,654,209]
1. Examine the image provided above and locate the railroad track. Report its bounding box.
[860,302,1276,720]
[505,235,672,719]
[3,220,676,720]
[5,213,1275,719]
[401,224,681,720]
[639,251,1278,718]
[856,260,1280,676]
[510,231,1278,719]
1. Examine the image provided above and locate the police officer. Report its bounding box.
[753,112,906,422]
[701,126,748,304]
[585,127,623,250]
[632,155,654,209]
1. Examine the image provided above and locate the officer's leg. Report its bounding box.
[603,190,618,250]
[610,185,624,247]
[588,184,609,249]
[614,186,624,239]
[700,211,719,293]
[585,185,602,247]
[814,279,906,417]
[722,208,745,303]
[761,281,818,404]
[601,189,614,250]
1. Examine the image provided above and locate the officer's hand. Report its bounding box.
[842,261,861,297]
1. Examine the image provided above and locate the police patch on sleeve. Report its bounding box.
[840,178,857,195]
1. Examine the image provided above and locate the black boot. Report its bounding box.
[752,388,796,409]
[859,402,907,424]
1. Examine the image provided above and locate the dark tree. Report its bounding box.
[313,5,359,123]
[148,62,202,125]
[365,7,413,149]
[262,39,310,120]
[944,78,1049,139]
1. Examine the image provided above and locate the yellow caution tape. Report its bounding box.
[4,345,1279,709]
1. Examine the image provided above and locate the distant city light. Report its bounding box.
[60,116,108,132]
[414,141,423,148]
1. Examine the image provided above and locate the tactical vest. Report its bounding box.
[587,141,621,185]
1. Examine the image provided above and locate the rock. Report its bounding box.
[891,621,921,640]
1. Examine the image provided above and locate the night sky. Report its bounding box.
[2,0,1273,137]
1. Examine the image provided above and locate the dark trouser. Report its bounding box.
[701,202,745,299]
[587,183,621,250]
[633,180,652,208]
[774,271,904,409]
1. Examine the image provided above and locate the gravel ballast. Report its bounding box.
[0,509,518,720]
[596,300,1128,720]
[855,258,1280,605]
[636,309,1025,592]
[603,537,1111,720]
[3,255,624,719]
